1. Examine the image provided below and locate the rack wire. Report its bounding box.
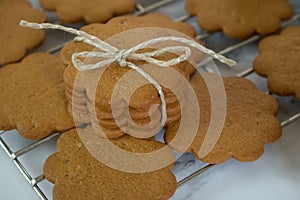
[0,0,300,199]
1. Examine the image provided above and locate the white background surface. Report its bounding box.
[0,0,300,199]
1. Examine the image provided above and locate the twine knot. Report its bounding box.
[115,49,128,67]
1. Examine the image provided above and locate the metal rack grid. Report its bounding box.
[1,0,300,199]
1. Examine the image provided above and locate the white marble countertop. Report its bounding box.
[0,0,300,199]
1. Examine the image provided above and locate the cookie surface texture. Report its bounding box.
[186,0,293,39]
[0,53,75,139]
[165,73,282,164]
[0,0,46,65]
[254,26,300,99]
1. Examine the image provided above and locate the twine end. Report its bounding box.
[227,59,237,67]
[19,20,28,27]
[19,20,42,30]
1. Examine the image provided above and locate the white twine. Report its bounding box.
[20,20,236,127]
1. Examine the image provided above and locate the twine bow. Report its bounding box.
[20,20,236,127]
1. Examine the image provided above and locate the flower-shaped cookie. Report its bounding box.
[186,0,293,39]
[44,126,177,200]
[165,73,282,164]
[0,53,74,139]
[40,0,135,23]
[254,26,300,99]
[0,0,46,65]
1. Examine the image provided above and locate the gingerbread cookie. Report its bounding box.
[61,14,198,138]
[165,73,282,164]
[0,53,74,139]
[40,0,135,23]
[44,126,177,200]
[0,0,46,65]
[186,0,293,39]
[254,26,300,99]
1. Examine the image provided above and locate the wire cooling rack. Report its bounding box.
[1,0,300,199]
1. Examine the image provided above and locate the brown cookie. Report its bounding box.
[89,97,181,120]
[94,114,161,131]
[95,105,158,120]
[40,0,135,23]
[254,26,300,99]
[0,0,46,65]
[95,109,160,128]
[186,0,293,39]
[165,73,282,164]
[97,105,181,127]
[44,127,177,200]
[90,109,162,138]
[96,106,181,130]
[0,53,75,139]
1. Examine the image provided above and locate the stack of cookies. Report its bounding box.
[62,14,198,138]
[64,63,188,138]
